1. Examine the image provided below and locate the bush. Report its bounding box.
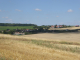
[8,30,15,34]
[0,31,2,33]
[3,30,7,34]
[25,32,32,35]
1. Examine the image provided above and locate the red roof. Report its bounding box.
[51,26,54,27]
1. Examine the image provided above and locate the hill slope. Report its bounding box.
[0,34,80,60]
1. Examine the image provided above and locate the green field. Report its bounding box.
[0,26,34,30]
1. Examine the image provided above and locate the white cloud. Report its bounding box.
[56,16,59,17]
[25,20,29,23]
[27,20,29,21]
[2,17,4,18]
[5,19,12,22]
[2,17,8,18]
[78,21,80,23]
[15,9,21,12]
[67,9,73,12]
[19,22,21,23]
[0,10,1,12]
[5,17,8,18]
[59,22,64,25]
[37,16,39,18]
[35,8,42,11]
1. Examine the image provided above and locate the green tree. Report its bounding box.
[54,24,57,28]
[3,30,7,34]
[0,31,2,33]
[8,30,15,34]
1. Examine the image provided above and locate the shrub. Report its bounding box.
[25,32,32,35]
[3,30,7,34]
[8,30,15,34]
[0,31,2,33]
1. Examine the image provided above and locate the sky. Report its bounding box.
[0,0,80,26]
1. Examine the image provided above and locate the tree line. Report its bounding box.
[0,23,37,26]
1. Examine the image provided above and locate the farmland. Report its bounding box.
[22,33,80,42]
[0,26,34,30]
[0,33,80,60]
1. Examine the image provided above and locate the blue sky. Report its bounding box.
[0,0,80,26]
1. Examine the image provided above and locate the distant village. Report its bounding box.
[0,24,80,35]
[49,25,80,33]
[50,25,79,28]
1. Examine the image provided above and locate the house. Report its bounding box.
[56,25,58,28]
[14,32,25,35]
[75,25,79,27]
[59,25,63,28]
[50,25,54,28]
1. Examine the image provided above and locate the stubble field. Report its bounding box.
[0,33,80,60]
[23,32,80,42]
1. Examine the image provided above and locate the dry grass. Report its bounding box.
[49,26,80,30]
[22,33,80,42]
[0,34,80,60]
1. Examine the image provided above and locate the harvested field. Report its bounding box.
[22,33,80,42]
[49,26,80,30]
[0,33,80,60]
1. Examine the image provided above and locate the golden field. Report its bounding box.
[0,33,80,60]
[49,26,80,30]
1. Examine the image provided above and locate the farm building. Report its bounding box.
[75,25,79,27]
[14,32,25,35]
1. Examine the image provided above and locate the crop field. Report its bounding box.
[49,26,80,30]
[0,33,80,60]
[0,26,34,30]
[23,32,80,42]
